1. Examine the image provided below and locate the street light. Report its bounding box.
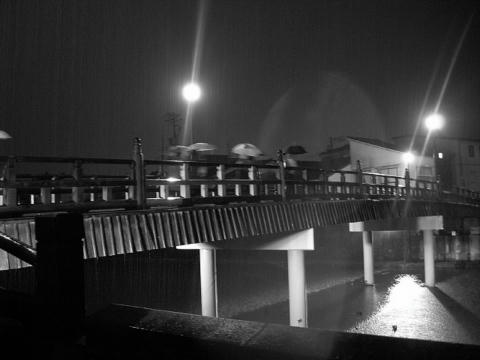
[424,112,444,182]
[424,113,444,132]
[402,151,415,166]
[182,82,202,103]
[181,82,202,146]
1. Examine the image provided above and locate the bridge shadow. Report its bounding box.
[428,287,480,344]
[234,274,391,331]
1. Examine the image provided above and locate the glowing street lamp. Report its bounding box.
[181,82,202,145]
[402,151,415,166]
[182,82,202,103]
[424,113,445,180]
[424,113,444,132]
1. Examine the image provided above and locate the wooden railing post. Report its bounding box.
[249,166,259,196]
[102,185,113,201]
[72,160,84,203]
[180,163,190,198]
[35,213,85,339]
[383,176,389,196]
[216,164,226,197]
[40,186,52,205]
[436,174,442,199]
[356,160,364,197]
[340,172,346,196]
[277,149,286,200]
[133,137,146,207]
[160,184,169,199]
[235,169,242,196]
[302,169,308,195]
[4,157,17,207]
[322,170,328,198]
[404,168,411,197]
[200,183,209,197]
[371,174,377,195]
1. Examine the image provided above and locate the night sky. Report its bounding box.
[1,0,479,159]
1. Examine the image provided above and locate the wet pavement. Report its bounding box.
[235,265,480,345]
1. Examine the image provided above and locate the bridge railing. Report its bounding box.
[1,152,479,216]
[0,155,137,214]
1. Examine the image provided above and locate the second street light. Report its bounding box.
[402,151,415,169]
[424,113,444,133]
[424,112,445,182]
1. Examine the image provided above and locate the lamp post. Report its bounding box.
[182,82,202,145]
[276,145,307,201]
[402,152,414,194]
[402,152,415,170]
[424,113,444,181]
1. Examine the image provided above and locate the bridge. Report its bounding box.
[1,139,480,356]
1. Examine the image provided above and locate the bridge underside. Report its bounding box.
[0,199,479,270]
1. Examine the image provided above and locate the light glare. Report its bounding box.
[166,177,180,183]
[402,152,415,164]
[424,113,445,131]
[182,83,201,102]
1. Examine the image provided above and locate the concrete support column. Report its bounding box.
[362,231,374,285]
[423,229,435,287]
[199,249,218,317]
[287,250,307,328]
[470,226,480,261]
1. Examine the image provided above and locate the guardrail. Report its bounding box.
[0,138,479,217]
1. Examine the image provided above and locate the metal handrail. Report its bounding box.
[0,231,37,265]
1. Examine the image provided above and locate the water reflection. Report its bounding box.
[236,270,480,345]
[350,274,480,345]
[382,274,424,310]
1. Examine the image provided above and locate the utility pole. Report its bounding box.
[165,112,182,147]
[161,112,182,159]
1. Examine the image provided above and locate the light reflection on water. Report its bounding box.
[349,273,480,345]
[237,270,480,345]
[382,274,424,311]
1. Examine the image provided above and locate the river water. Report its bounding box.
[235,265,480,345]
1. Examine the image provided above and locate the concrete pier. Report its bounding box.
[287,249,307,327]
[423,230,435,287]
[199,249,218,317]
[362,231,374,285]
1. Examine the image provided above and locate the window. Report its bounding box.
[418,166,433,177]
[468,145,475,157]
[378,167,398,176]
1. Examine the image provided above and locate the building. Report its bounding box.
[318,136,435,181]
[394,135,480,192]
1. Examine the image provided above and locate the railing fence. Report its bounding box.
[1,139,479,216]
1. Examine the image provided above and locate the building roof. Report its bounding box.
[346,136,403,151]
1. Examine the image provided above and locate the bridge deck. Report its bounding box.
[1,198,478,271]
[1,153,479,271]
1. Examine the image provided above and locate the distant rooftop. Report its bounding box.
[319,136,403,157]
[346,136,403,152]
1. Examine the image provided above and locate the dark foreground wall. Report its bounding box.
[87,304,480,360]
